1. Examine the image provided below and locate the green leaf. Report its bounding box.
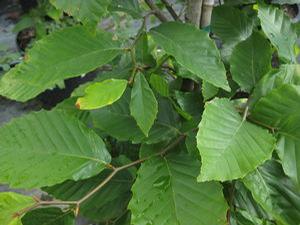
[50,0,111,26]
[233,182,272,223]
[258,4,297,62]
[135,33,156,66]
[0,192,35,225]
[45,157,135,223]
[0,26,122,102]
[150,22,230,91]
[252,84,300,188]
[174,91,203,117]
[0,110,111,188]
[250,64,300,107]
[277,136,300,189]
[149,74,169,97]
[109,0,141,18]
[22,208,74,225]
[230,32,272,91]
[211,5,254,60]
[252,84,300,134]
[128,153,228,225]
[76,79,128,110]
[243,160,300,225]
[202,81,219,101]
[91,91,179,144]
[130,73,158,136]
[54,98,91,123]
[197,98,275,182]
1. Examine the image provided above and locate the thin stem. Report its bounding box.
[144,0,168,22]
[77,169,118,204]
[79,134,186,204]
[161,0,180,21]
[149,54,170,73]
[16,135,186,217]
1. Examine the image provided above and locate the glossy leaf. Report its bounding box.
[130,73,158,136]
[258,4,297,62]
[230,32,272,91]
[50,0,111,26]
[243,160,300,225]
[0,26,122,102]
[0,192,35,225]
[197,98,275,182]
[22,208,75,225]
[0,110,111,188]
[128,153,228,225]
[76,79,128,110]
[150,22,230,91]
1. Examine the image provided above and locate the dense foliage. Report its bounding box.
[0,0,300,224]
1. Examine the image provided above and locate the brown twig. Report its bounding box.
[161,0,180,21]
[16,134,187,217]
[144,0,168,22]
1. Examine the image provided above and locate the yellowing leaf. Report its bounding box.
[76,79,128,110]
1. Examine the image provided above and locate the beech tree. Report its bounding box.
[0,0,299,224]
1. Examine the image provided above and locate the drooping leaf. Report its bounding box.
[230,32,272,91]
[252,84,300,188]
[22,208,75,225]
[149,74,169,97]
[128,153,228,225]
[150,22,230,91]
[243,160,300,225]
[76,79,128,110]
[0,110,111,188]
[130,72,158,136]
[211,5,255,60]
[250,64,300,107]
[50,0,111,26]
[197,98,275,182]
[45,157,135,223]
[0,26,122,102]
[0,192,35,225]
[258,4,297,62]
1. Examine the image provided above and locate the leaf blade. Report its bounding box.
[128,153,228,225]
[76,79,128,110]
[197,98,275,181]
[0,110,111,188]
[0,26,122,102]
[130,73,158,136]
[150,22,230,91]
